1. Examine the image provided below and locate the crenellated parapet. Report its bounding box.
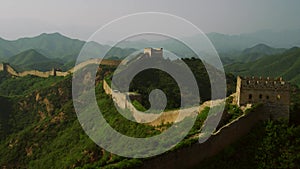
[239,76,289,91]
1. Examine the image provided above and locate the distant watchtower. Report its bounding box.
[235,76,290,120]
[144,48,163,57]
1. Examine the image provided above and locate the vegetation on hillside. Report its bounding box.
[5,49,63,71]
[226,47,300,86]
[113,57,235,110]
[0,74,64,96]
[234,43,285,63]
[195,120,300,169]
[0,57,300,169]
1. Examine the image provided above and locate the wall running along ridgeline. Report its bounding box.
[0,59,121,78]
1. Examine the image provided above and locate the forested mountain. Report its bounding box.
[237,43,285,62]
[0,33,110,60]
[0,33,138,71]
[5,49,64,71]
[225,47,300,85]
[219,43,286,65]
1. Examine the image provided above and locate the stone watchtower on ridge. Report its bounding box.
[144,48,163,57]
[235,76,290,120]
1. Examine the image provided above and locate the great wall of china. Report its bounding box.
[136,105,271,169]
[103,77,290,169]
[1,53,290,168]
[0,59,121,78]
[103,79,224,126]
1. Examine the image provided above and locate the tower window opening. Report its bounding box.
[248,94,252,100]
[259,94,263,99]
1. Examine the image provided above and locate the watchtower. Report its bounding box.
[236,76,290,120]
[144,48,163,57]
[0,63,10,72]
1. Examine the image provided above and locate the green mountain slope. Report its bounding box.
[5,49,64,71]
[238,43,285,62]
[225,47,300,85]
[0,33,82,58]
[0,33,140,67]
[219,43,285,65]
[0,95,13,137]
[0,67,158,168]
[7,49,52,65]
[0,33,110,60]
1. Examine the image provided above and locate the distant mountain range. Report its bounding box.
[114,29,300,54]
[0,33,136,71]
[207,29,300,53]
[0,30,300,73]
[226,47,300,85]
[0,33,95,59]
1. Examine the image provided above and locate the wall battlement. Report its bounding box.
[239,76,289,90]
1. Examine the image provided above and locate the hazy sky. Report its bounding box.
[1,0,300,42]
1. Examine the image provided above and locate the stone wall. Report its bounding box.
[55,71,69,77]
[0,59,120,78]
[102,78,280,169]
[103,80,112,95]
[137,105,267,169]
[5,64,19,76]
[102,79,200,125]
[18,70,54,77]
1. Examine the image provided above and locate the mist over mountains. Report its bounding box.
[0,33,135,71]
[114,29,300,53]
[207,29,300,53]
[0,33,110,61]
[0,29,299,71]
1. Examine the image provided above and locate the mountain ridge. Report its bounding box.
[0,32,110,61]
[225,47,300,85]
[236,43,286,62]
[5,49,64,72]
